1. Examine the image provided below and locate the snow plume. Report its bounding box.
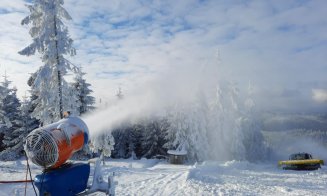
[83,61,212,136]
[83,90,165,136]
[83,57,268,162]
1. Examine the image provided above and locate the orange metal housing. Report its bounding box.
[51,128,85,168]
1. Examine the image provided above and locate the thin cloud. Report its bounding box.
[312,89,327,103]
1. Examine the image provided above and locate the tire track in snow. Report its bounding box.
[113,163,190,196]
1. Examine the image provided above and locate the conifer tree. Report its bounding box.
[111,127,130,158]
[165,93,210,162]
[72,68,95,115]
[19,0,78,124]
[141,119,167,158]
[241,82,267,161]
[89,132,115,164]
[165,105,190,156]
[208,83,246,161]
[0,75,25,160]
[116,87,124,100]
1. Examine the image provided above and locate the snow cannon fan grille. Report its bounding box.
[25,129,58,168]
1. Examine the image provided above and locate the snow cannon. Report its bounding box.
[24,115,116,196]
[24,116,89,169]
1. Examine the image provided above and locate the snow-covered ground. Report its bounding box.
[1,158,327,196]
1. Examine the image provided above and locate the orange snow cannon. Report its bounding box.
[24,116,89,169]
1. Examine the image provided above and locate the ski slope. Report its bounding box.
[1,158,327,195]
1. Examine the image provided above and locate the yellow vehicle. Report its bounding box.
[278,153,324,170]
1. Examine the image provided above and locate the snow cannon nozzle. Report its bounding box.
[63,111,71,118]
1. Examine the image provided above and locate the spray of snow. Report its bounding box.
[83,58,218,136]
[82,55,326,162]
[82,53,267,161]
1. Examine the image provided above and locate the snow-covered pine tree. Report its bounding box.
[19,0,78,124]
[112,129,127,158]
[207,84,228,160]
[163,109,176,151]
[0,76,25,160]
[165,92,210,162]
[0,74,13,131]
[116,87,124,100]
[165,105,189,155]
[0,95,39,160]
[166,104,199,161]
[240,82,267,161]
[72,68,95,115]
[207,82,246,161]
[141,118,167,159]
[141,121,159,159]
[0,82,8,152]
[0,131,3,152]
[111,124,136,159]
[89,132,115,164]
[27,72,40,118]
[131,123,143,158]
[226,83,246,160]
[125,126,135,159]
[20,94,40,140]
[62,79,80,116]
[188,91,211,161]
[111,128,129,158]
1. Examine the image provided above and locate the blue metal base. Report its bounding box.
[35,163,90,196]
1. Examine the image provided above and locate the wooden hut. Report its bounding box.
[167,150,187,164]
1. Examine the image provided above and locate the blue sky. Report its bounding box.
[0,0,326,112]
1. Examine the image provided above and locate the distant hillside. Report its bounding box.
[261,113,327,132]
[263,129,327,161]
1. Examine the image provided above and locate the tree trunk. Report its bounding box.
[54,13,63,119]
[57,70,63,119]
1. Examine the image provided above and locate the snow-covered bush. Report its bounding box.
[90,132,115,159]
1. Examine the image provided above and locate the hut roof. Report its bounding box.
[167,150,187,156]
